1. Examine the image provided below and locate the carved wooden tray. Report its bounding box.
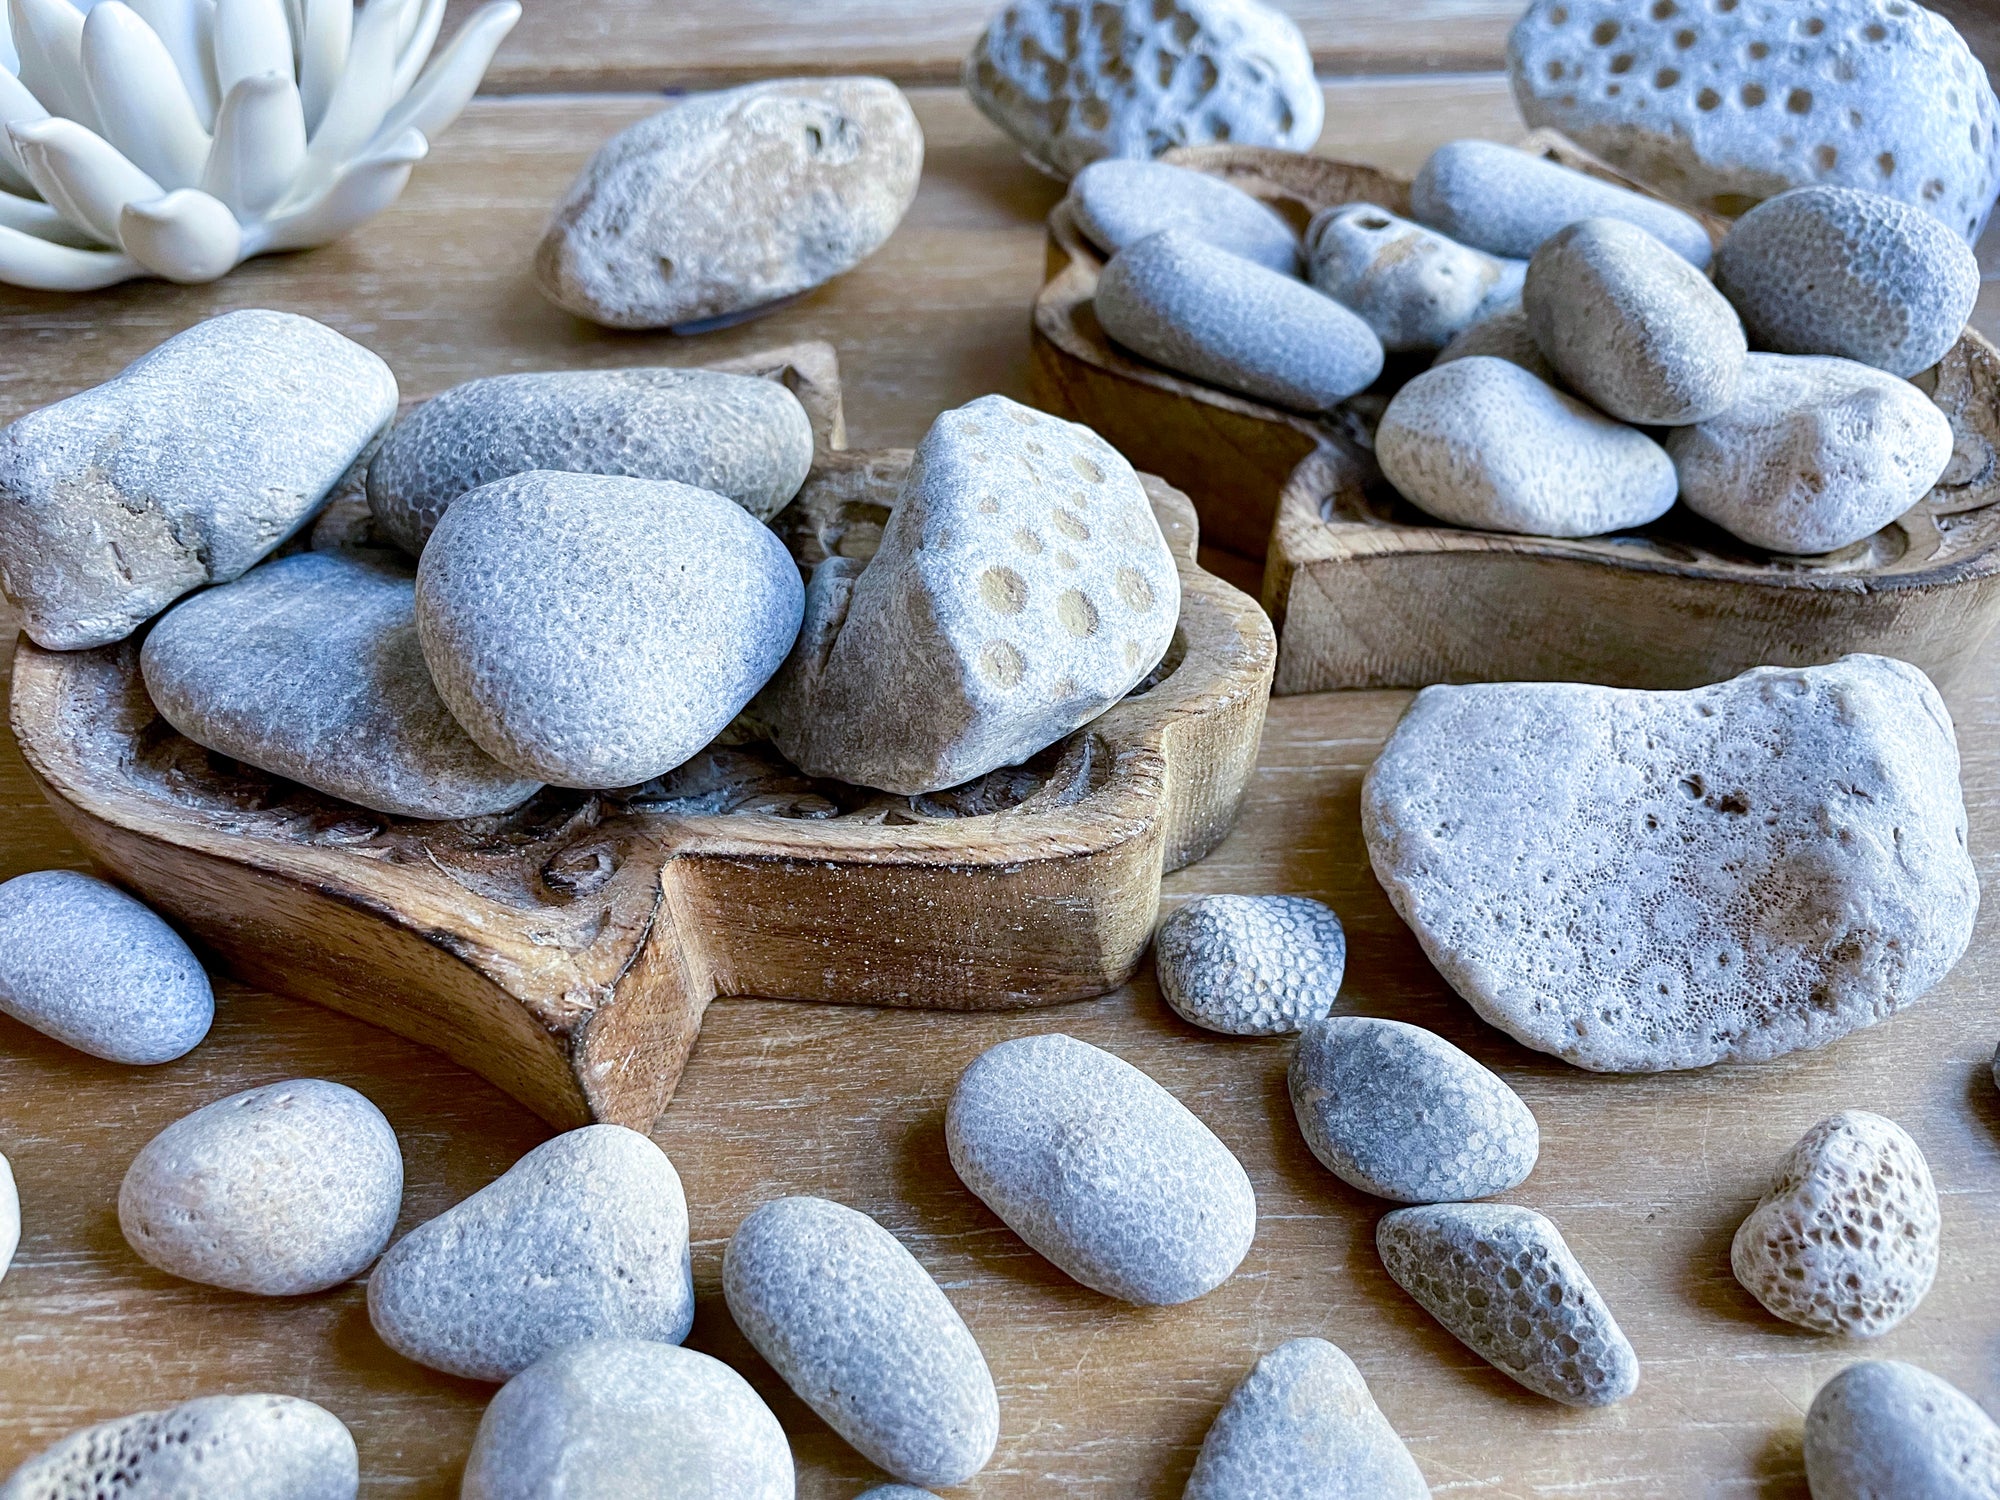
[9,344,1275,1132]
[1027,137,2000,695]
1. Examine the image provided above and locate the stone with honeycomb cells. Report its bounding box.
[1154,893,1345,1036]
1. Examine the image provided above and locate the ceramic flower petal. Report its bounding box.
[82,2,210,188]
[119,185,240,278]
[202,69,303,216]
[0,219,136,286]
[10,116,159,245]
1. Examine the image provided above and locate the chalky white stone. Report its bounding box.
[1732,1111,1938,1337]
[964,0,1322,179]
[367,1125,694,1382]
[1362,656,1979,1072]
[1508,0,2000,240]
[945,1032,1256,1305]
[119,1079,402,1297]
[1430,306,1555,383]
[1183,1338,1429,1500]
[0,1394,358,1500]
[0,309,396,650]
[1803,1361,2000,1499]
[1376,357,1676,537]
[1666,354,1954,555]
[723,1197,998,1486]
[764,395,1178,795]
[1153,894,1346,1036]
[415,472,804,789]
[1377,1203,1638,1408]
[536,78,923,330]
[1305,203,1523,352]
[1071,158,1299,273]
[0,870,211,1064]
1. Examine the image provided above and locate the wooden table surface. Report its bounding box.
[2,55,2000,1500]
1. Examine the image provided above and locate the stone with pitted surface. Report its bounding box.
[1072,158,1299,273]
[1803,1361,2000,1500]
[1154,894,1345,1036]
[1306,204,1523,353]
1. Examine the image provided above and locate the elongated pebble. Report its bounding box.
[0,1154,16,1288]
[857,1490,940,1500]
[1072,158,1299,274]
[1306,204,1523,352]
[1803,1360,2000,1499]
[1154,894,1345,1036]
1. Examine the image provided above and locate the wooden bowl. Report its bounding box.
[9,344,1275,1132]
[1027,136,2000,695]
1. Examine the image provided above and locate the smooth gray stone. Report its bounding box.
[723,1197,997,1486]
[141,550,542,821]
[414,471,804,789]
[460,1339,794,1500]
[1430,305,1555,382]
[945,1033,1256,1305]
[1095,230,1384,412]
[368,1125,694,1383]
[366,369,816,554]
[0,870,210,1064]
[1305,203,1523,352]
[855,1491,939,1499]
[1803,1361,2000,1500]
[119,1079,402,1296]
[0,309,396,650]
[1072,158,1299,274]
[1153,894,1345,1036]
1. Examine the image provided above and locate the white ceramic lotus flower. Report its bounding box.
[0,0,518,288]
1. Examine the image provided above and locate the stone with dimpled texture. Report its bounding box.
[1431,307,1556,383]
[1362,655,1978,1072]
[723,1197,998,1486]
[367,1125,694,1383]
[1804,1361,2000,1499]
[1508,0,2000,241]
[1732,1110,1937,1337]
[1154,894,1346,1036]
[1377,1203,1638,1408]
[1072,158,1299,273]
[764,395,1177,795]
[1306,204,1524,353]
[945,1033,1256,1305]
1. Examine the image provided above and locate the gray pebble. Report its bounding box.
[1376,1203,1638,1407]
[1524,217,1746,425]
[1306,204,1523,353]
[1715,186,1981,378]
[1154,894,1345,1036]
[723,1196,997,1486]
[141,551,542,821]
[1073,158,1299,274]
[414,471,804,788]
[367,1124,694,1382]
[1183,1338,1429,1500]
[0,309,396,650]
[945,1033,1256,1305]
[119,1079,401,1296]
[1096,230,1384,412]
[461,1338,793,1500]
[1804,1360,2000,1499]
[1289,1017,1537,1204]
[0,870,211,1064]
[1430,306,1555,383]
[0,1394,357,1500]
[856,1491,939,1499]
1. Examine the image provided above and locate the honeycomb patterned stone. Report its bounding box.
[1803,1361,2000,1500]
[1153,893,1346,1036]
[1306,203,1524,353]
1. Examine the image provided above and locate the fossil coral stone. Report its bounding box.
[366,369,816,554]
[1731,1111,1938,1337]
[367,1125,694,1383]
[461,1339,794,1500]
[1071,158,1300,273]
[964,0,1323,179]
[1096,230,1385,411]
[1714,186,1982,378]
[946,1033,1257,1305]
[415,471,804,789]
[764,395,1177,794]
[0,309,396,650]
[1410,138,1714,266]
[1803,1361,2000,1500]
[1376,356,1676,537]
[723,1196,998,1486]
[0,1394,358,1500]
[1523,217,1746,424]
[141,550,542,821]
[1306,204,1524,353]
[536,77,923,330]
[1431,306,1557,383]
[1289,1017,1538,1204]
[1183,1338,1429,1500]
[1377,1203,1638,1407]
[1362,655,1978,1072]
[1508,0,2000,240]
[1666,354,1954,555]
[1153,894,1346,1036]
[0,870,211,1064]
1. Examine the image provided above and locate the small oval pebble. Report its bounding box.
[1376,1203,1638,1407]
[120,1079,402,1296]
[0,1393,358,1500]
[1072,158,1299,274]
[1377,357,1676,537]
[945,1033,1256,1305]
[367,1124,694,1382]
[724,1196,997,1486]
[1306,203,1523,352]
[461,1339,793,1500]
[1095,230,1385,412]
[0,871,212,1064]
[1154,894,1345,1036]
[1289,1017,1537,1204]
[1431,306,1555,383]
[1803,1361,2000,1500]
[1523,217,1746,425]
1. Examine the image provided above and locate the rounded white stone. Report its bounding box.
[1071,158,1299,273]
[1803,1361,2000,1499]
[1306,203,1523,352]
[0,1154,16,1290]
[1153,894,1345,1036]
